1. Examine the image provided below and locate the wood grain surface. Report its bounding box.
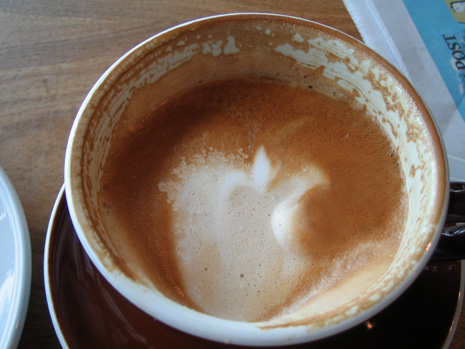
[0,0,463,348]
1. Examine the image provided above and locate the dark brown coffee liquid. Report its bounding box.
[99,78,406,322]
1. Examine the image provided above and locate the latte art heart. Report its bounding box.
[160,146,330,320]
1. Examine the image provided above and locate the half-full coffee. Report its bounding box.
[98,77,406,322]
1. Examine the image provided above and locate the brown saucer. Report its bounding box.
[45,187,464,348]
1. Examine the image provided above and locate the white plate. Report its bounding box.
[0,166,31,348]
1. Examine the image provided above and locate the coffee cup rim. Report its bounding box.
[64,12,449,346]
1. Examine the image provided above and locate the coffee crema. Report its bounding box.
[98,78,407,322]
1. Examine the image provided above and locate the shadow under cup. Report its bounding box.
[64,14,448,346]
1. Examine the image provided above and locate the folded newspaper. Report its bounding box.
[344,0,465,181]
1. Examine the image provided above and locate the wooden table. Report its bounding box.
[1,0,463,347]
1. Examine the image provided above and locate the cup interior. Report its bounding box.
[65,13,448,346]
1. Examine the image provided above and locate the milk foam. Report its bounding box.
[159,146,332,320]
[100,78,405,323]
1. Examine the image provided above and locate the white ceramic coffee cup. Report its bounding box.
[64,13,448,346]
